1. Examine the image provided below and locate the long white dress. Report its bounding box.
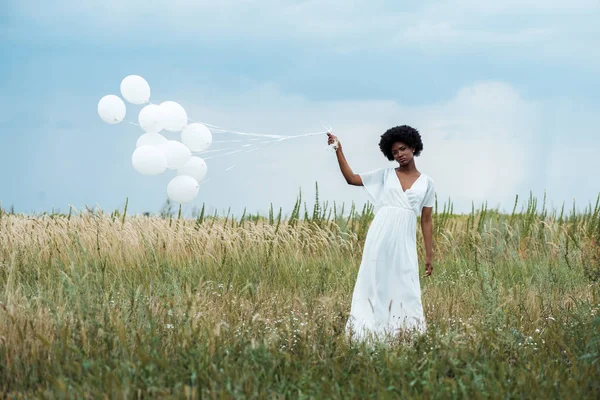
[345,167,436,342]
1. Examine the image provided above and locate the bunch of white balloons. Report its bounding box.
[97,75,212,204]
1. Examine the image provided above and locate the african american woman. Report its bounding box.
[328,125,435,343]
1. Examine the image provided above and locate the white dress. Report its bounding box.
[345,167,436,342]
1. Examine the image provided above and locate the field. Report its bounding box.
[1,191,599,398]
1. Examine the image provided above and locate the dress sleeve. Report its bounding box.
[422,177,436,208]
[358,168,386,203]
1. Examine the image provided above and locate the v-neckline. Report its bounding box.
[393,169,423,193]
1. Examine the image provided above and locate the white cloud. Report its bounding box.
[3,1,598,214]
[155,80,543,215]
[5,74,597,215]
[424,0,600,15]
[9,0,599,60]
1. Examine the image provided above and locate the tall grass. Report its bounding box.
[0,190,599,398]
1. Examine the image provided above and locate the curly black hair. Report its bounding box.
[378,125,423,161]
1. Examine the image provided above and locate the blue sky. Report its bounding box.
[1,0,599,216]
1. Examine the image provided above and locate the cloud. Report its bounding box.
[2,1,598,214]
[160,80,543,215]
[7,0,599,62]
[1,73,597,215]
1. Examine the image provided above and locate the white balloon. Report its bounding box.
[167,175,199,204]
[160,101,188,132]
[177,156,207,183]
[160,140,191,170]
[120,75,151,105]
[136,132,168,148]
[98,95,126,124]
[138,104,164,133]
[181,123,212,152]
[132,145,167,176]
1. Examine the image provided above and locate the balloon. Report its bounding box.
[160,101,187,132]
[132,145,167,175]
[98,95,126,124]
[136,132,168,148]
[181,123,212,152]
[138,104,164,133]
[167,175,199,204]
[120,75,151,104]
[160,140,191,170]
[177,156,207,183]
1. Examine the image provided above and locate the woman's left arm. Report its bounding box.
[421,207,434,277]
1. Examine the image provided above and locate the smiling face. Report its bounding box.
[391,141,414,166]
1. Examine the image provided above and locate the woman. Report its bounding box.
[327,125,435,343]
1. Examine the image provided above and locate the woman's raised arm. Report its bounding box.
[327,133,363,186]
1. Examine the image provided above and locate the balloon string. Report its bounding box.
[201,128,333,161]
[129,118,328,142]
[196,146,240,155]
[211,127,329,140]
[196,123,331,159]
[127,116,331,160]
[204,137,279,161]
[135,104,334,165]
[127,118,266,155]
[116,96,336,193]
[188,117,329,140]
[145,100,332,140]
[181,116,283,139]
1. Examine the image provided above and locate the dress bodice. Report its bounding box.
[359,168,435,215]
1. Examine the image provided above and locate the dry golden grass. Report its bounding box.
[0,194,599,398]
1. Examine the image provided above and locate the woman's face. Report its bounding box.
[391,141,414,165]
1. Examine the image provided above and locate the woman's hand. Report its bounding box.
[425,261,433,277]
[327,132,341,150]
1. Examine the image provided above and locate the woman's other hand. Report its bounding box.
[425,261,433,277]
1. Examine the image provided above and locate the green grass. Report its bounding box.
[0,191,599,398]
